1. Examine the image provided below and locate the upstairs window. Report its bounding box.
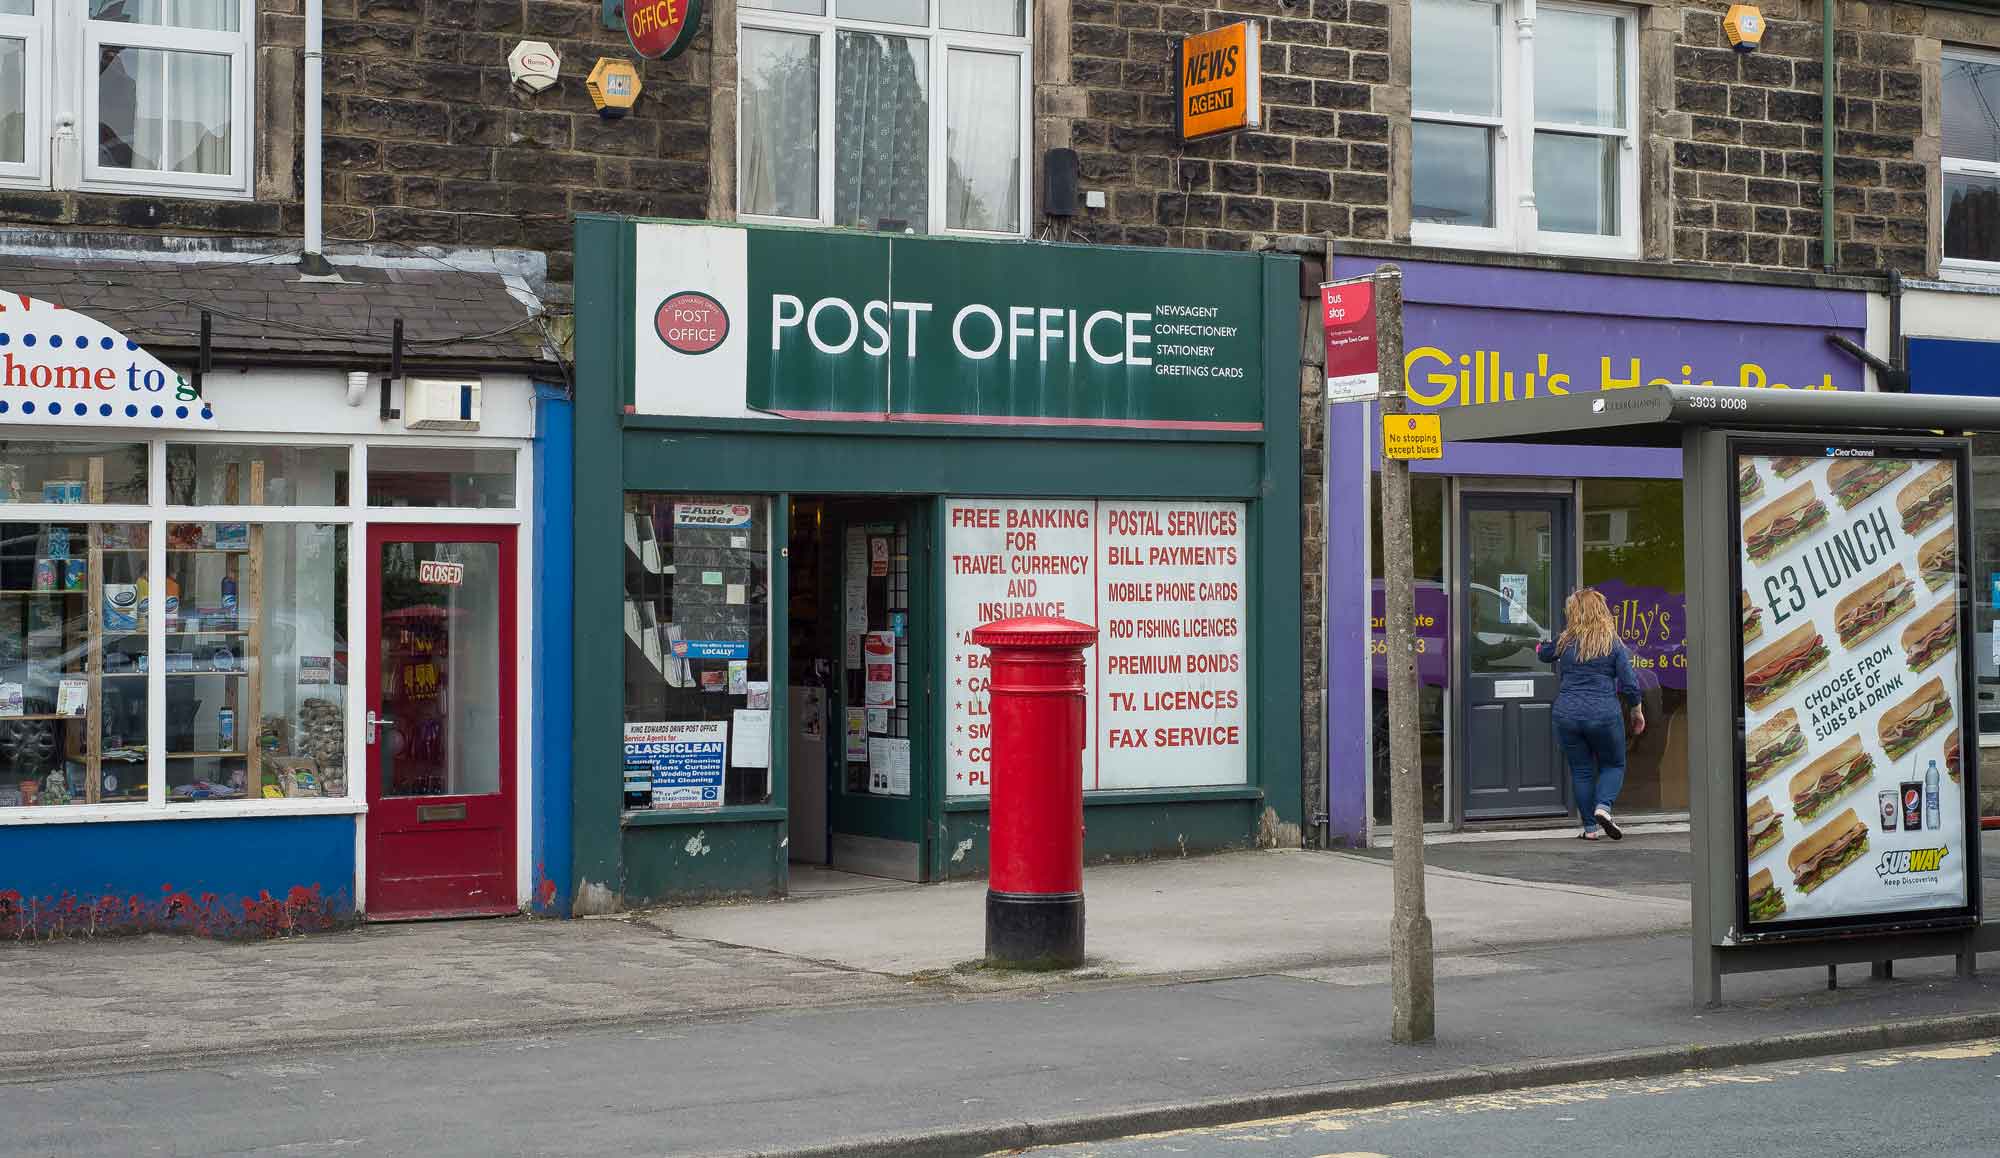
[738,0,1029,235]
[1411,0,1637,257]
[1943,49,2000,269]
[0,1,253,198]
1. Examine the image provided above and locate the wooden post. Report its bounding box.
[86,457,104,804]
[1377,265,1435,1045]
[245,462,265,791]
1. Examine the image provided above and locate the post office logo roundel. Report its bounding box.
[655,291,729,355]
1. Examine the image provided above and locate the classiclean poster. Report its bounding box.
[1735,443,1974,932]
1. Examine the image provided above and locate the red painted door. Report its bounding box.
[365,526,517,918]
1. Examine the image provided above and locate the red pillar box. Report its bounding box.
[969,615,1098,969]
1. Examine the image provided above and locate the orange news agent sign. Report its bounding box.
[1177,21,1262,140]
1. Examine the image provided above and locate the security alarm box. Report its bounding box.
[402,377,482,431]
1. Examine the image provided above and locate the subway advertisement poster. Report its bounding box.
[1734,440,1979,936]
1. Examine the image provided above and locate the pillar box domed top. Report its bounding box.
[969,616,1099,650]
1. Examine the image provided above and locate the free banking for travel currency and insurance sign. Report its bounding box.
[631,222,1267,428]
[1734,439,1978,937]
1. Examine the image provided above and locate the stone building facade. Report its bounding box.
[1034,0,2000,278]
[0,0,717,286]
[5,1,1999,283]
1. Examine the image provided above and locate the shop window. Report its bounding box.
[623,494,772,810]
[0,1,256,197]
[167,444,349,506]
[738,0,1028,235]
[367,446,514,509]
[0,520,147,807]
[1970,438,2000,743]
[1580,479,1684,812]
[0,439,146,504]
[1412,0,1638,257]
[1369,475,1448,826]
[163,522,347,803]
[1943,48,2000,270]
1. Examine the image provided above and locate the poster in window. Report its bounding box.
[863,631,897,708]
[1734,442,1978,935]
[625,721,728,809]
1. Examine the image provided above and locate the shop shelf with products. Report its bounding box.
[159,461,265,802]
[0,456,148,807]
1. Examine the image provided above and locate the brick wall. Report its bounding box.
[0,0,716,286]
[1039,0,1400,252]
[1665,0,1930,274]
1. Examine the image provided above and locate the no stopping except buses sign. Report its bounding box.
[1177,21,1261,140]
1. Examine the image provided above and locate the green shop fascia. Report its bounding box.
[571,215,1303,906]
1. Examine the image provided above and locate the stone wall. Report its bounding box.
[0,0,715,286]
[1036,0,1402,252]
[1664,0,1927,273]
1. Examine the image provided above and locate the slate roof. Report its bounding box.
[0,253,550,370]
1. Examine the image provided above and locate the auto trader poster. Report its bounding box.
[1736,444,1972,931]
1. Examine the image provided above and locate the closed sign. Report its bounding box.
[1177,21,1261,140]
[420,560,464,586]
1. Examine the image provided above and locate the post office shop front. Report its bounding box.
[569,218,1303,905]
[0,264,562,936]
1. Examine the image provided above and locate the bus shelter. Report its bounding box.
[1440,384,1997,1004]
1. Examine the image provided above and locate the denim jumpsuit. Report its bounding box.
[1533,639,1642,833]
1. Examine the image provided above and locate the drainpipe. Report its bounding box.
[301,0,334,276]
[1820,0,1836,272]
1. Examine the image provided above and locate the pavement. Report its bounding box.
[7,837,2000,1156]
[664,847,1690,979]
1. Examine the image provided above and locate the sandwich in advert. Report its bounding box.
[1743,483,1829,563]
[1827,456,1910,510]
[1832,564,1915,648]
[1788,808,1870,895]
[1878,676,1952,761]
[1739,460,1764,504]
[1744,624,1828,711]
[1898,462,1954,536]
[1748,867,1787,921]
[1742,590,1763,643]
[1946,727,1961,783]
[1787,736,1874,824]
[1747,796,1785,861]
[1918,528,1956,592]
[1772,456,1814,480]
[1745,708,1806,788]
[1900,600,1957,673]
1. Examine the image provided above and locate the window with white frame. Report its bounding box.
[0,0,253,197]
[1943,48,2000,268]
[738,0,1029,235]
[1411,0,1637,256]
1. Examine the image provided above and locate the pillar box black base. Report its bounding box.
[986,890,1084,970]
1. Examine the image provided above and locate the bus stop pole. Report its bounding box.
[1377,265,1435,1043]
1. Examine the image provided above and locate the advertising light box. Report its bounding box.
[1733,438,1981,937]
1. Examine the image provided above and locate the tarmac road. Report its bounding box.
[1023,1038,2000,1158]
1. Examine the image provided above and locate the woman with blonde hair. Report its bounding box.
[1535,588,1645,840]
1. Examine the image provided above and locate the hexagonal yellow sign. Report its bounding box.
[587,57,642,117]
[1724,5,1766,52]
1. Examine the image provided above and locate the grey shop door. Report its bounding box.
[1459,495,1571,820]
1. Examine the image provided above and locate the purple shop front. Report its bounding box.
[1323,259,1869,844]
